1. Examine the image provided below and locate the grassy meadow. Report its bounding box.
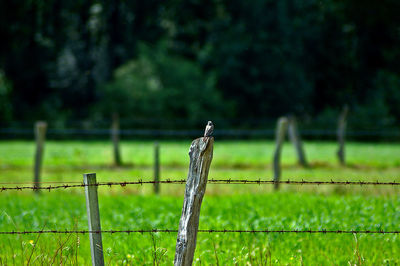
[0,140,399,265]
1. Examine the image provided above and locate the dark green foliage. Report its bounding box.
[0,0,399,130]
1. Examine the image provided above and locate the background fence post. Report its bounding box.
[33,121,47,192]
[174,134,214,266]
[337,105,349,165]
[84,173,105,266]
[288,116,307,167]
[273,117,288,190]
[111,112,122,166]
[154,142,160,194]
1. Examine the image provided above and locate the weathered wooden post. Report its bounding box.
[288,116,307,167]
[111,113,122,166]
[273,117,288,190]
[33,121,47,192]
[174,122,214,266]
[84,173,105,266]
[154,142,160,194]
[337,105,349,165]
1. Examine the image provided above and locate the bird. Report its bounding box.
[204,121,214,137]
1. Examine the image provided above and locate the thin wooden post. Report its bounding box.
[337,105,349,165]
[111,113,122,166]
[84,173,105,266]
[288,116,307,167]
[174,125,214,266]
[273,117,288,190]
[154,142,160,194]
[33,121,47,192]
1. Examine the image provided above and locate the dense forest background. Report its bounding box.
[0,0,399,131]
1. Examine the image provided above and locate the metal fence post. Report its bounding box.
[84,173,105,266]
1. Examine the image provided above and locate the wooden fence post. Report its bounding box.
[174,125,214,266]
[337,105,349,165]
[84,173,105,266]
[273,117,288,190]
[111,113,122,166]
[154,142,160,194]
[288,116,307,167]
[33,121,47,192]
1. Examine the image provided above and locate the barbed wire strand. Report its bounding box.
[1,179,400,192]
[0,229,398,235]
[0,181,83,185]
[1,178,399,186]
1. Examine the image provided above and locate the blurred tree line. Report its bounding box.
[0,0,399,130]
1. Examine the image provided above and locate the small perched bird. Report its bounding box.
[204,121,214,137]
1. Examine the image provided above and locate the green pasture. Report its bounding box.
[2,140,400,169]
[0,140,399,264]
[0,193,399,265]
[1,140,399,194]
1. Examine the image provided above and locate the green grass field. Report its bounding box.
[0,140,399,265]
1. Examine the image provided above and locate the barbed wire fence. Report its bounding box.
[1,177,399,264]
[1,124,399,264]
[1,229,399,235]
[1,127,400,138]
[1,178,399,246]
